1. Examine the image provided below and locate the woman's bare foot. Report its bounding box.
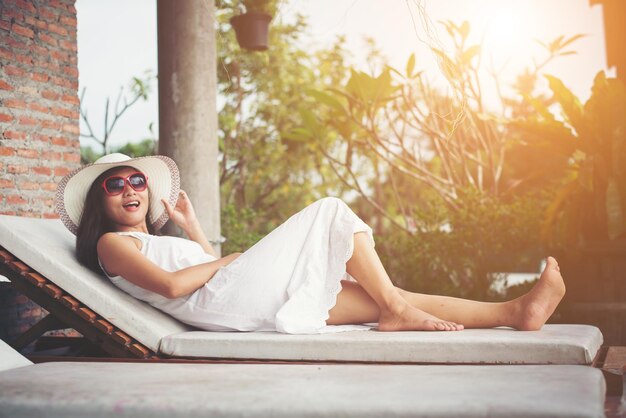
[513,257,566,331]
[378,303,464,332]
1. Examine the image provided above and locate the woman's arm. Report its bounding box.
[162,190,218,257]
[97,233,241,299]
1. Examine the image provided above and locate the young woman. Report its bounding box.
[56,153,566,334]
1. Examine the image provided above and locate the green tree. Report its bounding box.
[216,1,353,252]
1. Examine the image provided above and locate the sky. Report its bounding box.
[76,0,611,151]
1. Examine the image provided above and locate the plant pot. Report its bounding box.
[230,11,272,51]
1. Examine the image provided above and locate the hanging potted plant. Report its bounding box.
[230,0,274,51]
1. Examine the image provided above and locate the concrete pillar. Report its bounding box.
[157,0,221,256]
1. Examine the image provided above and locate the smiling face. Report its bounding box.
[101,166,150,233]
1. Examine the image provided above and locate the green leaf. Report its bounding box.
[282,128,311,142]
[406,53,416,78]
[306,89,345,113]
[462,45,481,65]
[544,74,584,132]
[299,108,319,132]
[559,34,587,50]
[459,21,470,40]
[432,48,460,81]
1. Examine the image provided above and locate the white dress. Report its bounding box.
[99,197,375,334]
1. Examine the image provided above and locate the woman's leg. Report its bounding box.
[327,232,463,331]
[328,232,566,331]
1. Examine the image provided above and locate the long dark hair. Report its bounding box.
[76,166,155,275]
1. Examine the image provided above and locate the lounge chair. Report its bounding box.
[0,338,607,418]
[0,215,604,364]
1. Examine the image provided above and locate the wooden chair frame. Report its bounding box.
[0,245,154,359]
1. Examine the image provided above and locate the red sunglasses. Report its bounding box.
[102,172,148,196]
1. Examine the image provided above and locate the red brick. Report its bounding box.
[15,53,33,65]
[39,7,59,22]
[0,179,14,188]
[43,212,59,219]
[61,94,79,105]
[32,44,48,56]
[4,65,25,77]
[18,116,37,126]
[12,23,34,39]
[39,33,57,47]
[63,66,78,77]
[3,130,27,140]
[63,152,80,162]
[59,16,77,26]
[7,195,28,205]
[19,306,43,318]
[51,49,67,61]
[6,37,28,51]
[16,211,37,218]
[14,295,29,305]
[0,80,13,91]
[0,211,17,216]
[4,99,27,109]
[33,133,51,142]
[25,16,48,30]
[41,182,57,191]
[17,149,39,159]
[31,72,49,83]
[28,102,49,113]
[0,47,12,60]
[8,165,28,174]
[53,166,70,177]
[15,0,37,14]
[42,90,60,100]
[0,20,11,31]
[51,106,73,118]
[3,9,24,23]
[47,23,67,36]
[41,151,61,160]
[51,136,69,146]
[32,166,52,176]
[18,180,40,190]
[59,39,76,52]
[50,76,71,88]
[35,196,55,206]
[0,147,15,156]
[0,113,14,122]
[62,123,78,134]
[41,120,60,130]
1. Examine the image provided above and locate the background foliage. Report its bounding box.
[80,5,624,300]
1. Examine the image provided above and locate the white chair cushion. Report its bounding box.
[0,339,32,372]
[160,324,603,364]
[0,215,191,352]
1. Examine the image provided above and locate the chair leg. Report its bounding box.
[11,313,65,350]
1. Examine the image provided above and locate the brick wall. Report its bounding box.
[0,0,80,347]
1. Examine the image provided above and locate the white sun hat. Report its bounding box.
[55,153,180,235]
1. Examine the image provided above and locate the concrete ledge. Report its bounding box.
[0,363,606,418]
[159,324,603,364]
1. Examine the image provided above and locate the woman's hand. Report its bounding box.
[162,190,198,233]
[163,190,218,257]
